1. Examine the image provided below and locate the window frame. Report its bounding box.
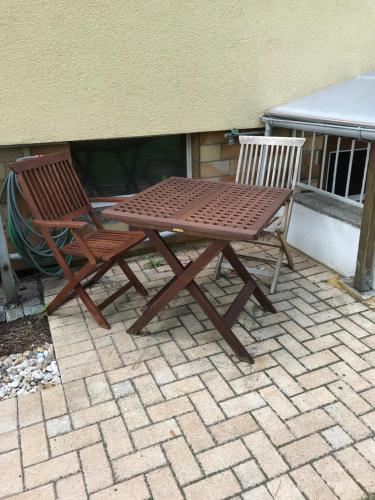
[70,134,192,208]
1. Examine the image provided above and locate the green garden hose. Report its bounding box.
[0,171,72,277]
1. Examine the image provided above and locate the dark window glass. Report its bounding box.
[326,148,367,196]
[70,135,187,197]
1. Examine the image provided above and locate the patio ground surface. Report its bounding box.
[0,242,375,499]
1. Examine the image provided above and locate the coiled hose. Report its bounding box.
[0,171,72,277]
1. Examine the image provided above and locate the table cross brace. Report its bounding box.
[128,230,276,364]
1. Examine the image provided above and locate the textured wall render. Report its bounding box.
[0,0,374,145]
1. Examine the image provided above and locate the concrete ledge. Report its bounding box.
[295,191,362,228]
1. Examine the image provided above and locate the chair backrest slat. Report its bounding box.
[237,136,306,189]
[9,152,93,222]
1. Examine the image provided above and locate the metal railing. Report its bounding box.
[294,130,370,207]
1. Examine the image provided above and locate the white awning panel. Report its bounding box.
[264,73,375,129]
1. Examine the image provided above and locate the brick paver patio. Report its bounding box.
[0,242,374,499]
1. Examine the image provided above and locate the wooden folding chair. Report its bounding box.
[9,152,148,329]
[215,136,306,293]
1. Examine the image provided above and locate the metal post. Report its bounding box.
[0,213,17,303]
[353,143,375,291]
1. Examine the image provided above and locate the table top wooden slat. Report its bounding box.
[103,177,292,242]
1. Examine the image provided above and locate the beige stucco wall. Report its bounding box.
[0,0,374,146]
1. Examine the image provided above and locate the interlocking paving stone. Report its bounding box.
[300,349,339,370]
[363,387,375,406]
[91,476,149,500]
[40,385,67,419]
[18,392,43,428]
[100,417,133,459]
[147,395,194,423]
[362,410,375,432]
[71,400,119,429]
[107,363,149,384]
[147,466,183,500]
[229,372,271,395]
[326,402,372,440]
[313,456,364,500]
[266,366,303,396]
[287,408,334,438]
[197,439,250,474]
[253,406,294,445]
[85,373,112,405]
[267,474,305,499]
[0,430,18,454]
[132,418,181,449]
[161,376,204,399]
[50,424,101,457]
[163,436,202,485]
[113,445,166,481]
[80,442,113,493]
[183,470,241,500]
[220,391,266,417]
[329,361,371,391]
[291,464,338,500]
[297,366,338,390]
[244,430,288,478]
[335,446,375,491]
[279,433,331,467]
[2,247,375,499]
[271,349,307,376]
[20,423,49,467]
[333,345,370,371]
[328,380,372,415]
[63,379,91,413]
[355,438,375,467]
[133,374,164,406]
[10,484,56,500]
[201,370,235,400]
[24,452,80,489]
[209,413,258,444]
[189,390,225,425]
[291,386,336,411]
[242,485,273,500]
[56,472,87,500]
[234,459,265,489]
[147,356,176,385]
[0,450,23,497]
[177,411,214,452]
[259,385,299,419]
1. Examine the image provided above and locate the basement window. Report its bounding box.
[70,135,188,198]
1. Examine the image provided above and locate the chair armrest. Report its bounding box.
[34,219,88,229]
[89,197,132,204]
[34,219,96,265]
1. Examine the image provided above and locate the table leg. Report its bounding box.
[222,245,276,313]
[128,234,225,335]
[223,279,256,328]
[129,230,254,363]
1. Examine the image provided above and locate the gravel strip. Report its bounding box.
[0,343,60,399]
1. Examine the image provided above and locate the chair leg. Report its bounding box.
[270,247,284,294]
[277,233,295,270]
[47,262,97,314]
[83,261,113,289]
[117,258,148,297]
[75,285,110,329]
[214,253,225,280]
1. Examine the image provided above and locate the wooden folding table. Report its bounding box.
[104,177,292,364]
